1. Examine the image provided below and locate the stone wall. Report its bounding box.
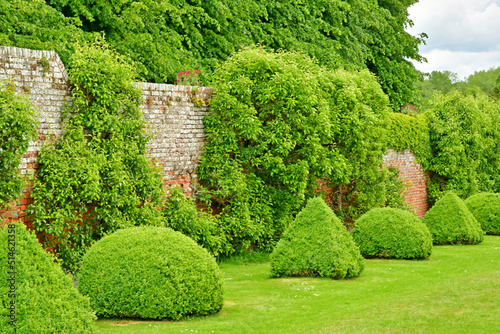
[0,46,429,224]
[383,148,428,217]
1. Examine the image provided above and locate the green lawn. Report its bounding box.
[95,236,500,334]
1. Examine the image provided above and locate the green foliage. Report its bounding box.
[464,193,500,235]
[426,91,500,203]
[20,0,424,107]
[78,226,224,320]
[352,207,432,259]
[0,222,96,334]
[0,0,94,65]
[415,68,500,110]
[270,197,364,279]
[28,42,165,271]
[465,67,500,96]
[386,112,432,168]
[422,192,484,245]
[0,82,38,207]
[163,187,231,256]
[198,47,399,252]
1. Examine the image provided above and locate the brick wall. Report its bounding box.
[0,46,429,224]
[383,148,428,217]
[0,46,71,227]
[140,83,212,197]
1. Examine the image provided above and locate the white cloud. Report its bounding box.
[410,49,500,80]
[407,0,500,77]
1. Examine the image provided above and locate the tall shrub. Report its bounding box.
[28,42,165,271]
[198,47,396,252]
[0,81,37,207]
[426,91,500,203]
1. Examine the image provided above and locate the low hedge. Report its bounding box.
[78,226,224,320]
[0,222,96,334]
[465,193,500,235]
[270,197,364,279]
[422,192,484,245]
[352,207,432,259]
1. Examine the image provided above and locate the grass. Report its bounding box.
[95,236,500,333]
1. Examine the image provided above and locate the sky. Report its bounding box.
[406,0,500,81]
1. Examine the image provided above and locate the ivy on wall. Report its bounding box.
[0,81,38,208]
[28,42,165,271]
[386,112,432,169]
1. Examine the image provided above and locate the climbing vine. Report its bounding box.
[198,47,403,250]
[386,112,432,169]
[0,81,38,208]
[28,42,165,271]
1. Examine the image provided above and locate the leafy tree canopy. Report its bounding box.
[416,67,500,109]
[1,0,425,109]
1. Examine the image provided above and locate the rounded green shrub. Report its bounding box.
[78,226,224,320]
[352,208,432,259]
[465,193,500,235]
[0,222,96,334]
[422,192,484,245]
[270,197,364,279]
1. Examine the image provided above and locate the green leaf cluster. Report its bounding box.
[465,193,500,235]
[163,186,232,256]
[422,192,484,245]
[0,81,37,207]
[0,222,96,334]
[426,91,500,203]
[0,0,94,65]
[352,207,432,259]
[270,197,364,279]
[78,226,224,320]
[27,42,165,271]
[198,47,400,252]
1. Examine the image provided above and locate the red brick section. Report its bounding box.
[383,148,428,217]
[0,189,33,229]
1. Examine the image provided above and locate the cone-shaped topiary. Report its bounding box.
[78,226,224,320]
[0,222,96,334]
[422,192,484,245]
[465,193,500,235]
[270,197,364,279]
[352,207,432,259]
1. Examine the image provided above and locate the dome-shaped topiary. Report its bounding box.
[422,192,484,245]
[352,207,432,259]
[78,226,224,320]
[0,222,96,334]
[270,197,364,279]
[465,193,500,235]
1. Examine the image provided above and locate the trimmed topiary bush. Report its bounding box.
[78,226,224,320]
[270,197,364,279]
[352,208,432,259]
[422,192,484,245]
[465,193,500,235]
[0,222,96,334]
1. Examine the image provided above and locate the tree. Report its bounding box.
[41,0,425,108]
